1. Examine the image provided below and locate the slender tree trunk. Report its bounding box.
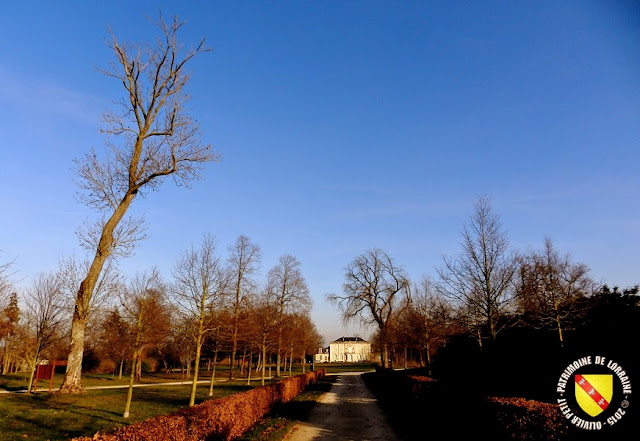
[230,280,241,380]
[283,353,287,375]
[135,355,142,382]
[276,325,282,377]
[208,350,218,397]
[403,345,408,369]
[289,344,293,377]
[302,351,305,373]
[189,337,203,407]
[556,312,564,348]
[212,349,218,382]
[240,346,247,377]
[27,358,38,394]
[123,348,138,418]
[246,350,252,385]
[118,359,124,380]
[261,337,267,386]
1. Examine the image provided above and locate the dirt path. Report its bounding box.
[284,372,400,441]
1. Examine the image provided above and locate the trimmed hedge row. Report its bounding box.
[72,369,325,441]
[486,397,570,441]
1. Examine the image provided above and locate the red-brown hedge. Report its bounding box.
[71,369,325,441]
[487,396,570,441]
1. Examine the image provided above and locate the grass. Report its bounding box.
[314,361,377,374]
[0,363,370,441]
[0,376,271,441]
[0,368,241,392]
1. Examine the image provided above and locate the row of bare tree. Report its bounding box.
[0,235,322,412]
[329,196,610,372]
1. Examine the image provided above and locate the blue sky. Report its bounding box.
[1,1,639,343]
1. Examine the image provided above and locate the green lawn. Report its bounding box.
[314,361,377,374]
[0,376,270,441]
[0,368,239,392]
[0,363,373,441]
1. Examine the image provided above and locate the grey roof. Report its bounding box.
[332,336,368,342]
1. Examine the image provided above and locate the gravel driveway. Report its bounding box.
[284,372,401,441]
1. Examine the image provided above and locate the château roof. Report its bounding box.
[332,336,368,342]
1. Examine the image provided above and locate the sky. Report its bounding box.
[1,1,639,344]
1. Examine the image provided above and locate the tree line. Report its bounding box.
[329,196,639,381]
[0,234,322,413]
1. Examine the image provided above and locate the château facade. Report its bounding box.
[314,336,371,363]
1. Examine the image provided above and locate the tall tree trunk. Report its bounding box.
[380,327,389,369]
[60,313,87,392]
[61,192,136,393]
[302,351,305,373]
[118,359,124,380]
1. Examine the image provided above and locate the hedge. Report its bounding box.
[72,369,325,441]
[486,397,570,441]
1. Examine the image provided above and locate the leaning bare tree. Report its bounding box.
[328,249,410,369]
[60,15,217,393]
[436,196,516,349]
[267,255,311,377]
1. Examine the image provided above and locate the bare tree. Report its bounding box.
[328,249,410,369]
[437,196,516,347]
[23,272,66,393]
[226,235,261,380]
[406,276,449,374]
[61,14,217,393]
[248,289,279,386]
[515,237,594,347]
[267,255,311,377]
[172,234,228,406]
[120,269,168,418]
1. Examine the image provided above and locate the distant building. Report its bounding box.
[314,336,371,363]
[314,346,329,363]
